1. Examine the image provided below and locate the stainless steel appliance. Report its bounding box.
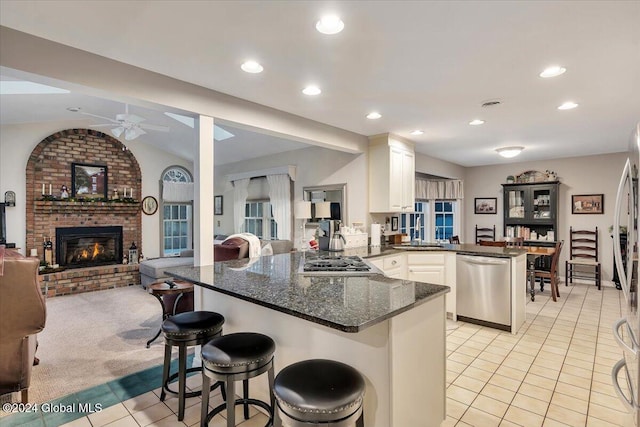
[612,122,640,426]
[299,254,383,276]
[456,254,511,330]
[318,220,345,251]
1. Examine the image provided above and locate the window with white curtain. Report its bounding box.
[244,200,277,239]
[161,166,193,256]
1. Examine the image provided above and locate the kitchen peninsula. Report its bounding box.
[166,252,450,427]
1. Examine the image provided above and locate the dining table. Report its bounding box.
[526,245,556,302]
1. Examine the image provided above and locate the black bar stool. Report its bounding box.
[160,311,225,421]
[273,359,365,427]
[201,332,275,427]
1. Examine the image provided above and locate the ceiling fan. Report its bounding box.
[73,104,170,141]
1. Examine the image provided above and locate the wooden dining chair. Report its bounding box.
[449,235,460,244]
[475,225,496,244]
[505,237,524,248]
[534,240,563,302]
[565,227,601,290]
[478,240,507,247]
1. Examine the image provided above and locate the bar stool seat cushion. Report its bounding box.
[274,359,365,422]
[162,311,224,341]
[202,332,275,374]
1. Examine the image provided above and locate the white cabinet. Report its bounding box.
[369,134,415,213]
[407,252,456,320]
[370,250,455,319]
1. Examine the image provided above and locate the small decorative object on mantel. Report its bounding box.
[60,185,69,199]
[3,191,15,206]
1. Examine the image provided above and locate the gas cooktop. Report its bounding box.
[299,254,383,276]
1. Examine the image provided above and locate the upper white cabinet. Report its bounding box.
[369,134,415,213]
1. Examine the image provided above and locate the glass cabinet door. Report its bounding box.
[532,188,552,219]
[506,190,525,218]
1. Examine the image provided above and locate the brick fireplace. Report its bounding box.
[26,129,142,296]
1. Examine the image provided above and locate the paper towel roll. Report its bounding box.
[371,223,381,247]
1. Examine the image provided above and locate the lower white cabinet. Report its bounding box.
[370,253,405,279]
[369,251,456,319]
[407,252,456,320]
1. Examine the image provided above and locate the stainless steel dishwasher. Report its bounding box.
[456,254,511,330]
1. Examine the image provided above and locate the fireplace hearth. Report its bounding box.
[56,226,123,268]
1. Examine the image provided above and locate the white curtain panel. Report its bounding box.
[415,178,464,200]
[266,174,291,240]
[233,178,251,233]
[162,182,194,202]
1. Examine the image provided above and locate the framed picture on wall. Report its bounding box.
[475,197,497,214]
[71,163,108,199]
[214,195,223,215]
[391,216,399,231]
[572,194,604,214]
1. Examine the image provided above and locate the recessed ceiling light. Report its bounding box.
[302,85,321,96]
[410,130,424,136]
[241,60,264,73]
[496,146,524,158]
[540,65,567,78]
[558,101,578,110]
[366,112,382,120]
[67,107,81,112]
[316,15,344,35]
[469,119,485,126]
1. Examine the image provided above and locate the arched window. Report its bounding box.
[161,166,193,256]
[162,166,192,183]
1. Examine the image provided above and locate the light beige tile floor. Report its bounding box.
[446,280,634,427]
[61,281,633,427]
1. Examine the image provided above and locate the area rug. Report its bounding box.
[5,285,166,406]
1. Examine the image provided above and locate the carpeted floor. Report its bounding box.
[6,285,167,406]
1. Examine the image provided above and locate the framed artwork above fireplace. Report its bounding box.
[72,163,108,199]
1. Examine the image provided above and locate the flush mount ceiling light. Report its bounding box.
[302,85,321,96]
[469,119,485,126]
[558,101,578,110]
[316,15,344,35]
[540,65,567,78]
[241,60,264,73]
[366,112,382,120]
[410,130,424,135]
[496,146,524,158]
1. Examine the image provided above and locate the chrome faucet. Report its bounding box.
[414,216,421,243]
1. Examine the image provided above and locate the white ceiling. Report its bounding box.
[1,1,639,167]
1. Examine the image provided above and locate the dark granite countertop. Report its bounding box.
[164,252,449,333]
[362,243,526,259]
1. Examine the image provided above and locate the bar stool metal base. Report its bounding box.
[160,311,225,421]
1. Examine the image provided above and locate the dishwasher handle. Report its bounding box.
[457,255,510,266]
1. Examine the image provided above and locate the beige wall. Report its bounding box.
[465,152,627,280]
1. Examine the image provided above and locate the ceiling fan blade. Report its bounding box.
[90,123,117,127]
[79,111,118,123]
[117,113,146,124]
[139,123,170,132]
